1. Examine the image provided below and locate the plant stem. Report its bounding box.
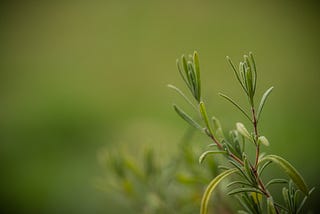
[207,131,244,166]
[251,107,260,169]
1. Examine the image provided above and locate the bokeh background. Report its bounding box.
[1,0,320,213]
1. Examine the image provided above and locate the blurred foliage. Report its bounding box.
[96,128,234,214]
[0,0,320,213]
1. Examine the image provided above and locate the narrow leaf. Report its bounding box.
[181,55,190,83]
[258,160,272,176]
[266,178,288,188]
[200,168,237,214]
[176,59,191,89]
[219,93,251,121]
[167,84,197,110]
[259,155,309,195]
[193,51,201,101]
[199,150,227,164]
[257,87,274,121]
[226,56,248,94]
[249,52,257,93]
[173,104,202,130]
[227,180,255,188]
[267,197,277,214]
[228,187,263,196]
[297,187,315,213]
[199,101,213,135]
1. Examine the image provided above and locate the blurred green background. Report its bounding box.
[1,0,320,213]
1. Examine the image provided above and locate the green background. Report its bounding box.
[1,0,319,213]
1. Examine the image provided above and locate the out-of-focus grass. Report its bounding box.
[0,0,319,213]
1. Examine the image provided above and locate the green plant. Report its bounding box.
[169,51,314,214]
[96,133,231,214]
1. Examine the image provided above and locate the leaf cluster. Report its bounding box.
[169,51,314,214]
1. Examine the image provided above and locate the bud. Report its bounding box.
[236,122,251,140]
[258,136,270,146]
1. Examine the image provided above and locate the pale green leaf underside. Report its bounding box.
[199,150,227,164]
[259,155,309,195]
[257,86,274,120]
[167,84,197,110]
[173,104,202,130]
[200,168,237,214]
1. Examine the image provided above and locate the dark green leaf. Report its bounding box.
[227,180,255,188]
[297,187,315,213]
[227,187,263,196]
[228,160,252,183]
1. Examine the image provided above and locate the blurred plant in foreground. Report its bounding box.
[168,51,314,214]
[96,130,234,214]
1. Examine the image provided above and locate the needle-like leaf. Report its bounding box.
[173,104,202,130]
[267,197,277,214]
[227,187,263,196]
[219,93,251,121]
[266,178,288,188]
[199,101,214,136]
[257,87,274,121]
[167,84,197,110]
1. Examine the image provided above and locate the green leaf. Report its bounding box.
[258,160,272,176]
[226,56,248,94]
[187,62,197,96]
[227,187,263,196]
[245,65,253,100]
[199,101,214,136]
[249,52,257,93]
[167,84,197,110]
[193,51,201,101]
[238,211,250,214]
[228,159,252,184]
[243,156,256,184]
[266,178,288,188]
[227,180,255,188]
[257,86,274,121]
[297,187,315,213]
[176,59,191,89]
[212,117,224,140]
[199,150,227,164]
[259,155,309,195]
[181,55,189,82]
[173,104,202,130]
[219,93,251,121]
[200,168,237,214]
[267,197,277,214]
